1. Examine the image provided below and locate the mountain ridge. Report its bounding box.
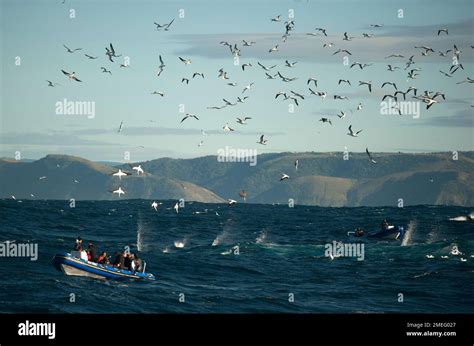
[1,152,473,206]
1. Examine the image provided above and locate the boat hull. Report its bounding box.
[52,253,155,281]
[368,226,405,241]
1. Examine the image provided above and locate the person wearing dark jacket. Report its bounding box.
[134,254,144,273]
[112,251,125,269]
[87,243,98,262]
[123,253,134,270]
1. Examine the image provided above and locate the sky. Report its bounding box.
[0,0,473,162]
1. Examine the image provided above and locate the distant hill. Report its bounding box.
[1,152,473,206]
[0,155,224,202]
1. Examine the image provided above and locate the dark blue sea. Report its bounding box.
[0,200,473,313]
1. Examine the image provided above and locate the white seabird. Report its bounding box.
[173,202,179,214]
[154,19,174,31]
[151,201,158,211]
[193,72,204,79]
[333,49,352,56]
[358,80,372,92]
[437,28,448,35]
[319,118,332,125]
[366,148,377,164]
[157,55,165,76]
[61,69,82,82]
[257,62,277,71]
[222,98,236,106]
[307,78,317,87]
[46,80,60,87]
[280,173,290,181]
[63,44,82,53]
[271,15,281,22]
[181,113,199,123]
[387,65,400,71]
[338,79,351,86]
[242,82,254,94]
[131,164,144,175]
[223,123,234,132]
[347,125,362,137]
[317,91,328,99]
[268,45,279,53]
[179,56,192,65]
[236,117,252,125]
[241,63,252,71]
[105,43,121,62]
[112,169,131,180]
[101,67,112,74]
[381,82,397,90]
[111,187,126,197]
[257,134,267,145]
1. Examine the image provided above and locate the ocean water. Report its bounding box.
[0,200,473,313]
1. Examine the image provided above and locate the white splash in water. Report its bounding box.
[256,230,267,244]
[137,224,143,252]
[174,240,186,248]
[401,221,416,246]
[212,230,228,246]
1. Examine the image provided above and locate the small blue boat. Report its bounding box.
[52,252,155,281]
[368,225,406,241]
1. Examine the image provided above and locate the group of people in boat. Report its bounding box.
[352,219,391,238]
[74,237,144,273]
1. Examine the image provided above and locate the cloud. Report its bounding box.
[414,108,474,127]
[0,132,106,146]
[377,19,474,38]
[170,19,474,62]
[311,108,342,117]
[70,126,285,137]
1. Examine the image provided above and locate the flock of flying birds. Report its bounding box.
[43,12,473,209]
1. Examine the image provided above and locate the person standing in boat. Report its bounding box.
[133,254,144,273]
[74,237,83,251]
[123,253,134,270]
